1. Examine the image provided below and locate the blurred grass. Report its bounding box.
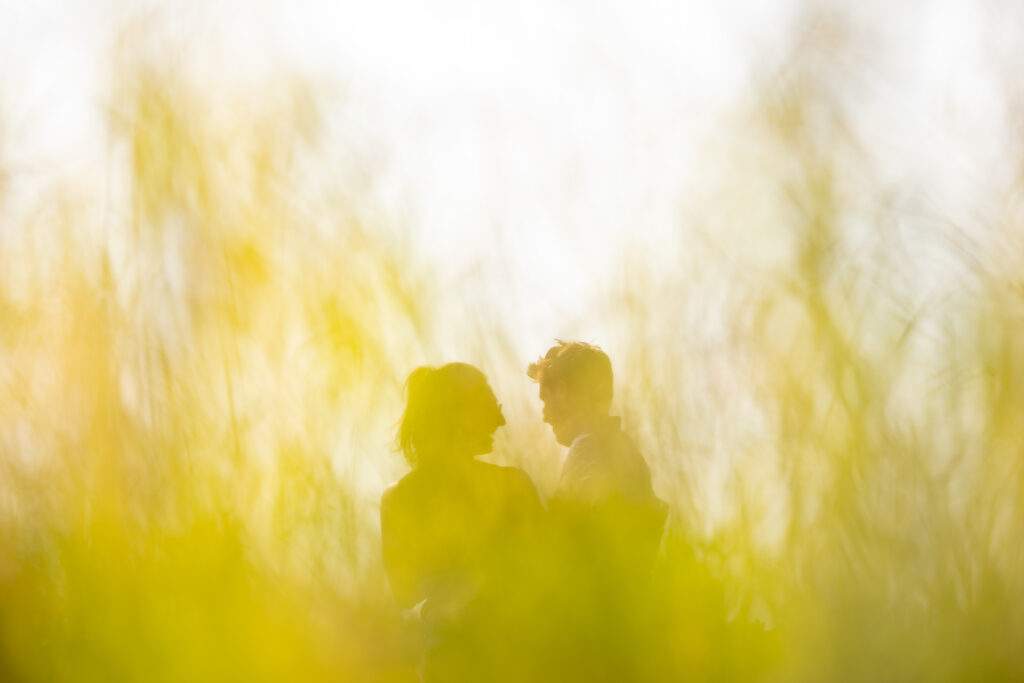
[1,7,1023,682]
[0,35,428,682]
[606,9,1024,681]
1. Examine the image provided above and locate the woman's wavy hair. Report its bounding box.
[397,362,495,467]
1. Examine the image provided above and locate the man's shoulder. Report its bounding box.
[567,417,634,459]
[559,416,659,506]
[566,431,600,458]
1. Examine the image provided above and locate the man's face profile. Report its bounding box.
[538,380,575,446]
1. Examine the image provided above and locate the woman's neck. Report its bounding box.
[417,454,477,475]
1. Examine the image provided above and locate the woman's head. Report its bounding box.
[398,363,505,467]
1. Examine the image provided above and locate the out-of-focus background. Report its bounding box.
[2,0,1023,680]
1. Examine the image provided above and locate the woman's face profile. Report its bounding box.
[455,380,505,456]
[401,363,506,464]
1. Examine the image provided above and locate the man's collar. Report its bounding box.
[568,415,620,448]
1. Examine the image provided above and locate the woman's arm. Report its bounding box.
[380,486,421,609]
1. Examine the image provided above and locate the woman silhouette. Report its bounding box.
[381,363,542,682]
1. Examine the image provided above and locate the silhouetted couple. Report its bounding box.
[381,341,667,683]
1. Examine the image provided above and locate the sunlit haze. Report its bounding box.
[2,1,1024,680]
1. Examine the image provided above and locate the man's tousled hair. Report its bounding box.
[527,340,613,411]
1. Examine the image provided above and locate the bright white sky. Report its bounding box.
[1,0,1018,362]
[3,0,1023,534]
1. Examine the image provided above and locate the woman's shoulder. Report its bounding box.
[473,461,541,507]
[380,470,423,509]
[473,460,530,484]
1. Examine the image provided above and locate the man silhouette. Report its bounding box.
[527,340,666,682]
[528,340,662,514]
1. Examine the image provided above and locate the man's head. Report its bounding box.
[527,340,613,446]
